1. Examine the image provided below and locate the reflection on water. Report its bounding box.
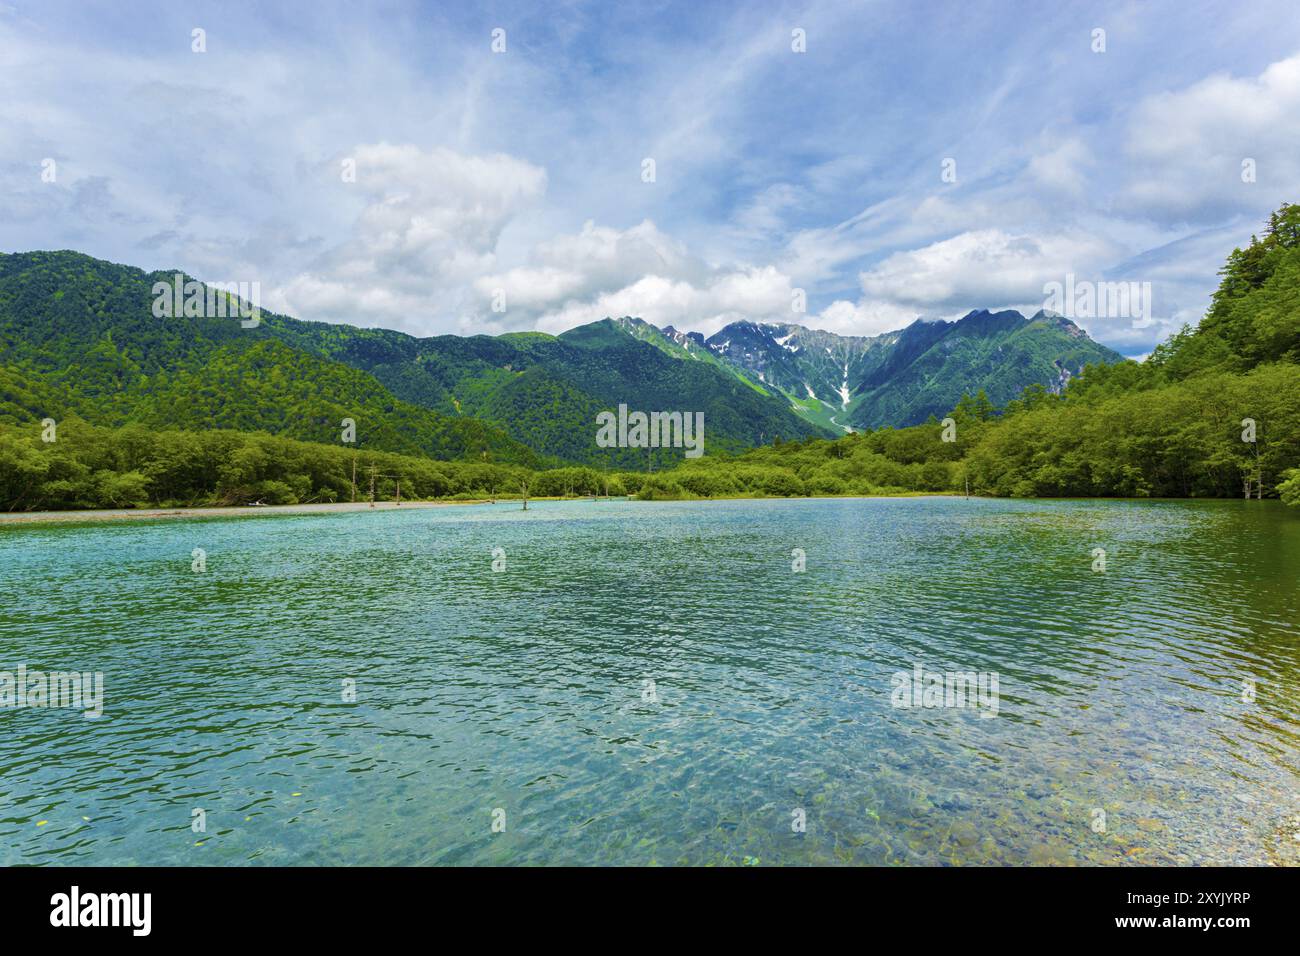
[1,496,1297,865]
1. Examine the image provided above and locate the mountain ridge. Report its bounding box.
[683,307,1123,431]
[0,249,1124,459]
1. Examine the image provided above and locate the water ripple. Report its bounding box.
[1,496,1297,865]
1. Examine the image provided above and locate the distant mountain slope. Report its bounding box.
[260,313,829,465]
[702,320,899,432]
[695,309,1122,430]
[0,251,825,468]
[848,309,1122,428]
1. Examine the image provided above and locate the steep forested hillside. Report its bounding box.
[0,251,824,468]
[0,252,541,465]
[268,313,827,464]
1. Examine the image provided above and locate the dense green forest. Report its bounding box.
[0,256,544,467]
[0,203,1296,512]
[0,251,822,469]
[0,419,543,509]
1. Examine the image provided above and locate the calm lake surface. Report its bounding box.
[2,497,1298,866]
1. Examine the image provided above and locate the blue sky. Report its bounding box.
[3,0,1299,355]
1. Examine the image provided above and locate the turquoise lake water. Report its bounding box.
[1,496,1298,865]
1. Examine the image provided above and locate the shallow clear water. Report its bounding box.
[1,496,1298,866]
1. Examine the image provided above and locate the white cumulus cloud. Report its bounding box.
[857,229,1120,312]
[270,144,547,333]
[1123,53,1300,221]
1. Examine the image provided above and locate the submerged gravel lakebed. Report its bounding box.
[2,496,1297,865]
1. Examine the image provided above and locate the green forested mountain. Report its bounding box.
[0,248,1126,472]
[0,251,824,468]
[697,308,1123,431]
[0,252,542,466]
[851,309,1122,428]
[266,312,827,464]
